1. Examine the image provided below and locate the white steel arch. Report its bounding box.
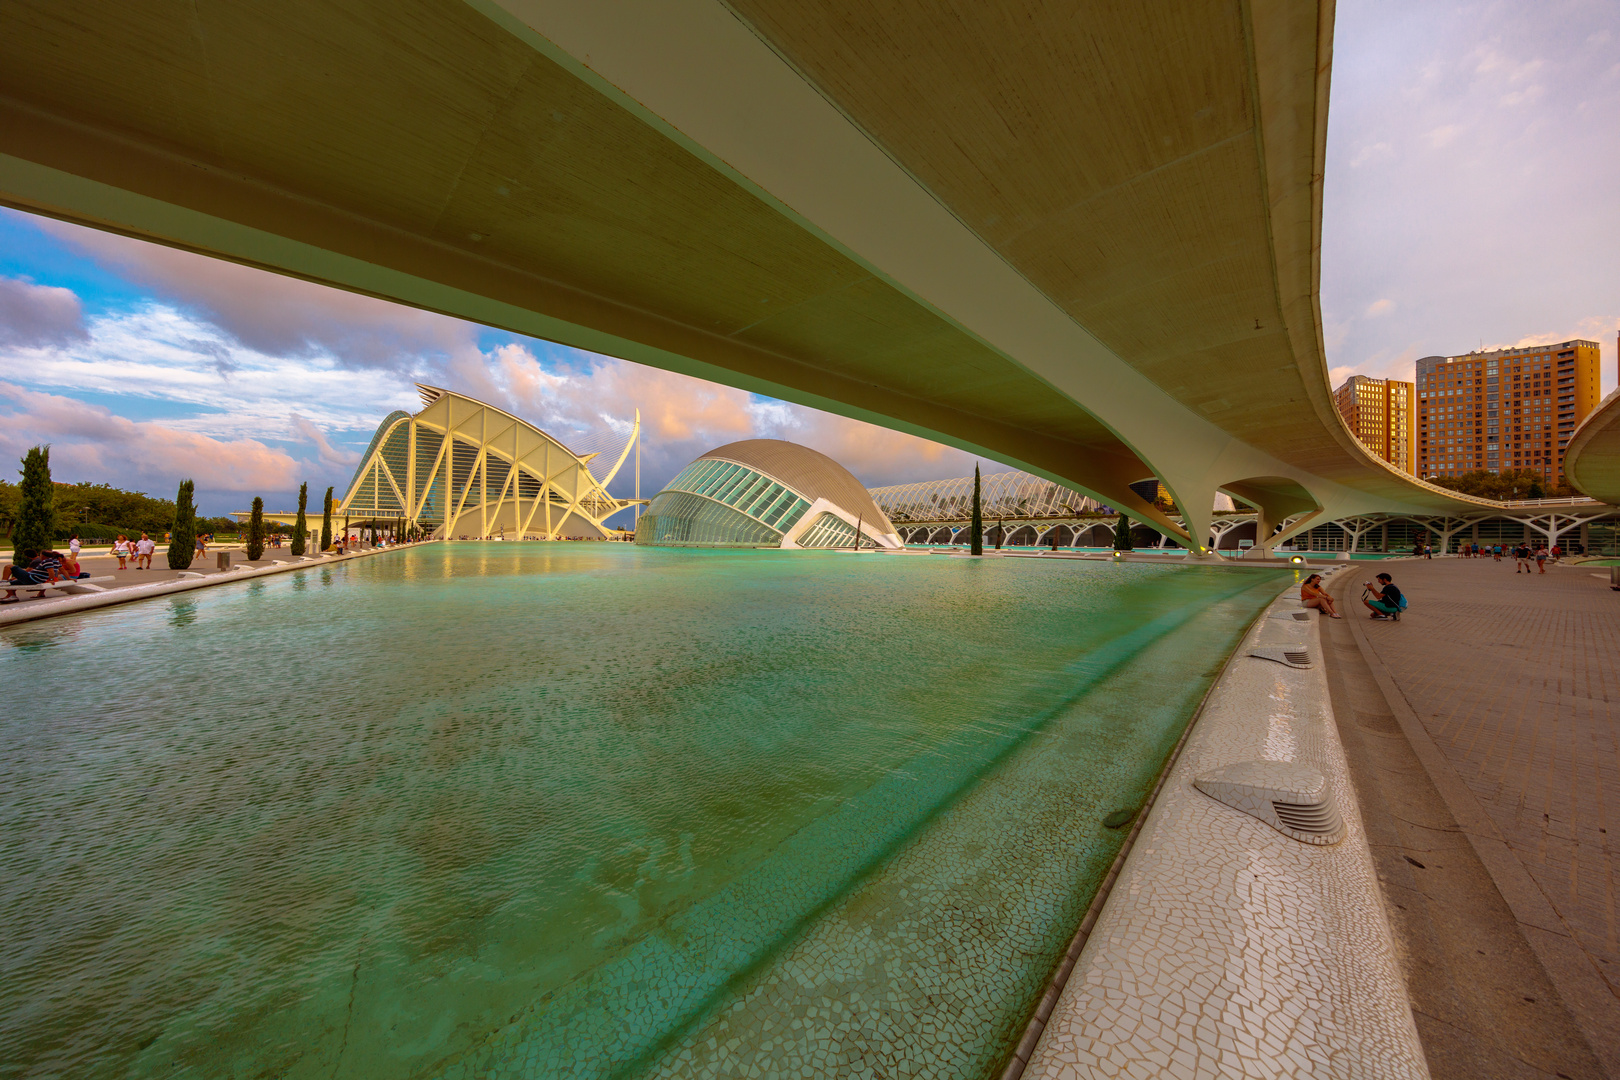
[869,470,1101,524]
[338,384,643,539]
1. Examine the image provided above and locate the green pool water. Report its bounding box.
[1,544,1287,1079]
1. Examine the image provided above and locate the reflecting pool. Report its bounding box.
[1,544,1286,1079]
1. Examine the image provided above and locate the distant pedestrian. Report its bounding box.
[1534,545,1548,573]
[1493,545,1502,562]
[195,534,207,561]
[135,533,155,569]
[68,533,81,559]
[1551,544,1562,562]
[1425,543,1433,559]
[112,534,131,569]
[1514,544,1532,573]
[1471,542,1480,558]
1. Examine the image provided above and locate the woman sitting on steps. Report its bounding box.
[1300,573,1342,618]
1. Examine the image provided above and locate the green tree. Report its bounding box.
[246,497,266,560]
[970,464,983,556]
[167,479,196,569]
[1113,512,1133,551]
[292,482,309,555]
[321,486,333,551]
[13,446,56,557]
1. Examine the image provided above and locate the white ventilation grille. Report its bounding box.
[1194,761,1345,845]
[1249,645,1314,668]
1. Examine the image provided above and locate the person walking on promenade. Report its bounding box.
[112,534,131,569]
[1300,574,1342,618]
[1362,572,1405,620]
[1514,543,1532,573]
[1493,544,1503,562]
[68,533,81,560]
[135,533,155,569]
[1535,545,1549,573]
[1425,542,1433,559]
[195,533,207,562]
[1551,543,1562,562]
[1472,542,1480,558]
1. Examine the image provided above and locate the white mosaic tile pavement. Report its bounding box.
[1022,583,1430,1080]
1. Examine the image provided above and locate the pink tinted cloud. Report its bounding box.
[470,344,979,490]
[34,218,475,369]
[0,382,299,493]
[289,412,361,469]
[0,276,88,348]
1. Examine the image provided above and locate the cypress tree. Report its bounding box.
[13,445,56,558]
[292,482,308,555]
[321,487,333,551]
[167,479,196,569]
[970,464,983,556]
[1113,512,1133,551]
[247,497,266,560]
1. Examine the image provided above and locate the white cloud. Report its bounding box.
[1350,142,1394,167]
[1365,298,1395,317]
[0,382,300,494]
[0,276,88,348]
[290,413,361,469]
[1424,123,1462,148]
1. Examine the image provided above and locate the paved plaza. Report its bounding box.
[1328,557,1620,1078]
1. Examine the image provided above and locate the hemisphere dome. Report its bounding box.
[635,439,901,549]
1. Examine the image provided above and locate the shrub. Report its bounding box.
[1113,513,1133,551]
[246,497,265,560]
[321,487,333,551]
[166,479,196,569]
[13,446,56,557]
[970,464,983,556]
[292,482,308,556]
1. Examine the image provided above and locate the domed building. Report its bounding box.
[635,439,903,549]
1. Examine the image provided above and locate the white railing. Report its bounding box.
[1492,496,1602,508]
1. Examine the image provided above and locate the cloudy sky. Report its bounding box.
[2,1,1617,516]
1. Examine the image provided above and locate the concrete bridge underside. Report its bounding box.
[0,0,1527,550]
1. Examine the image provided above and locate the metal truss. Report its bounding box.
[338,384,643,539]
[869,470,1101,524]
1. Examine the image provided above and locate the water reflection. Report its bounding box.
[0,543,1285,1080]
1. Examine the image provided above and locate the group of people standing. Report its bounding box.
[111,534,158,569]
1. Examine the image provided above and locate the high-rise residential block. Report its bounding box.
[1415,339,1601,482]
[1333,375,1416,472]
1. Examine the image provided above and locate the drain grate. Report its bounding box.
[1194,760,1345,845]
[1272,799,1344,837]
[1249,645,1314,669]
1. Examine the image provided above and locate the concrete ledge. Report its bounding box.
[1019,574,1429,1079]
[0,544,428,629]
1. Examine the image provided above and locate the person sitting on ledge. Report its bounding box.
[1,550,63,603]
[1300,573,1341,619]
[1362,572,1404,620]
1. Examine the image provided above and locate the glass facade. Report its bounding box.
[635,458,814,547]
[795,511,859,549]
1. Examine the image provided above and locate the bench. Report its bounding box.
[1,574,116,601]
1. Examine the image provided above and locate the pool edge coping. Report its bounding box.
[994,569,1291,1080]
[1008,566,1431,1080]
[0,543,432,629]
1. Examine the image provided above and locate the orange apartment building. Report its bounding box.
[1334,375,1416,472]
[1415,339,1601,482]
